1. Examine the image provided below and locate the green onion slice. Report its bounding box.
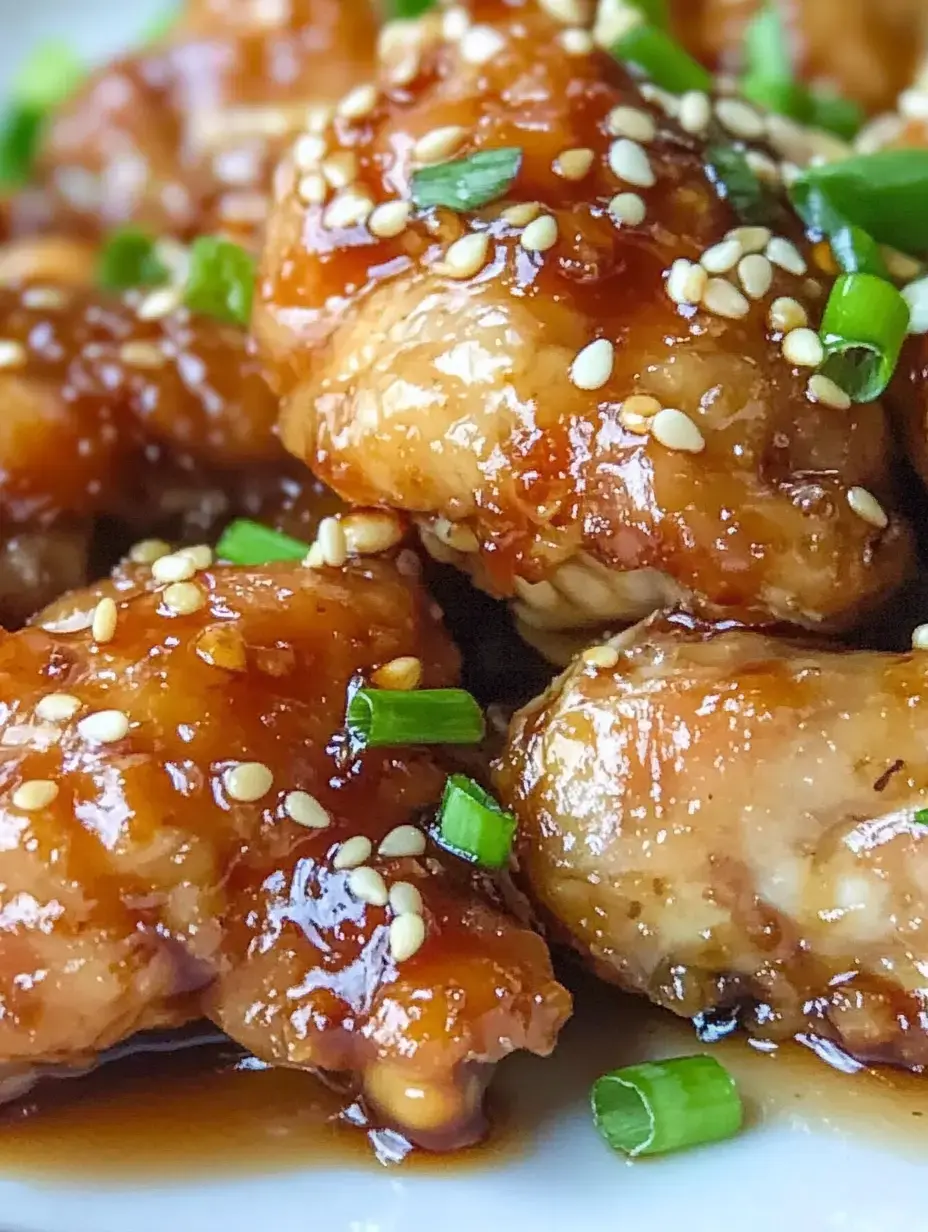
[612,24,712,96]
[806,92,864,142]
[215,519,309,566]
[184,236,255,327]
[411,148,522,213]
[818,273,910,403]
[0,106,44,188]
[915,808,928,825]
[592,1056,743,1158]
[627,0,669,27]
[12,39,84,110]
[741,5,801,116]
[347,688,485,748]
[828,225,888,279]
[705,143,780,227]
[97,228,170,291]
[437,774,517,869]
[389,0,435,14]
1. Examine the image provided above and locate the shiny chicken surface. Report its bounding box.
[495,617,928,1070]
[258,0,912,641]
[0,558,569,1147]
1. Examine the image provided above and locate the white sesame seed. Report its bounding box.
[177,544,213,570]
[378,824,427,858]
[136,286,182,321]
[35,693,81,723]
[608,192,646,226]
[389,881,423,916]
[701,278,750,320]
[303,543,325,569]
[129,538,171,565]
[347,866,389,907]
[119,341,165,369]
[595,0,643,49]
[558,26,594,55]
[700,238,743,274]
[77,709,130,744]
[807,373,851,410]
[678,91,711,135]
[23,286,66,311]
[322,191,374,230]
[337,83,378,121]
[0,339,26,368]
[297,173,327,206]
[294,132,327,171]
[912,624,928,651]
[715,97,765,140]
[766,237,807,276]
[666,258,707,306]
[501,201,541,226]
[570,338,615,391]
[650,408,706,454]
[606,105,656,143]
[782,327,824,368]
[903,276,928,335]
[152,552,198,583]
[432,517,479,553]
[333,835,374,870]
[460,24,506,64]
[881,246,922,282]
[322,151,359,190]
[442,6,470,39]
[413,125,467,164]
[520,215,558,253]
[440,231,491,278]
[582,645,619,668]
[91,597,117,644]
[622,394,662,419]
[726,226,772,254]
[737,254,774,300]
[847,486,888,530]
[342,510,405,555]
[608,138,655,188]
[539,0,589,23]
[368,200,413,239]
[554,147,595,181]
[371,656,423,691]
[317,517,348,568]
[223,761,274,803]
[11,780,59,811]
[745,149,781,185]
[768,296,808,333]
[284,790,331,828]
[162,581,207,615]
[638,82,679,118]
[389,912,426,962]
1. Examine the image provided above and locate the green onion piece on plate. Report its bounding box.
[438,774,517,869]
[915,808,928,825]
[818,272,910,403]
[411,148,522,212]
[347,688,486,748]
[0,106,45,188]
[806,92,864,142]
[97,228,170,291]
[388,0,435,15]
[828,225,888,279]
[612,24,712,95]
[741,4,806,119]
[592,1055,743,1158]
[12,39,84,110]
[626,0,669,27]
[705,143,779,227]
[215,519,309,566]
[184,236,256,327]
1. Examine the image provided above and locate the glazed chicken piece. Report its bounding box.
[495,616,928,1070]
[0,558,569,1147]
[257,0,912,649]
[8,0,378,249]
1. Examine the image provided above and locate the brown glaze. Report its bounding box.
[495,614,928,1070]
[258,0,912,636]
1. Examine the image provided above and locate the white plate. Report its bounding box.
[0,6,924,1230]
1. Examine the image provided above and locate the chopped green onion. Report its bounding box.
[915,809,928,825]
[806,92,864,142]
[97,228,170,291]
[389,0,435,14]
[705,143,779,226]
[828,225,888,278]
[626,0,669,27]
[818,273,910,403]
[0,105,44,188]
[184,236,255,327]
[12,40,84,110]
[741,4,802,117]
[215,519,309,566]
[437,774,517,869]
[612,24,712,95]
[411,148,522,213]
[347,688,485,748]
[592,1056,743,1158]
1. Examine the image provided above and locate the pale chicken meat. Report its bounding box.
[0,558,570,1147]
[495,616,928,1070]
[257,0,913,648]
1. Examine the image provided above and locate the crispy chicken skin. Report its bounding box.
[258,0,912,641]
[495,616,928,1070]
[10,0,377,248]
[0,559,569,1147]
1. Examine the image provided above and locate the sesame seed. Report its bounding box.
[322,191,374,230]
[912,624,928,651]
[22,286,66,311]
[606,105,656,143]
[501,202,541,226]
[389,881,423,916]
[119,341,165,369]
[303,543,325,569]
[342,510,405,555]
[129,538,170,565]
[582,645,619,668]
[333,835,374,870]
[608,138,655,188]
[389,912,426,962]
[622,394,662,418]
[666,258,707,306]
[807,373,851,410]
[715,97,765,139]
[745,149,781,185]
[77,709,130,744]
[0,339,27,368]
[639,83,679,118]
[368,200,412,239]
[371,656,423,691]
[413,125,468,164]
[317,516,348,567]
[881,246,922,282]
[678,91,711,135]
[432,517,479,553]
[337,83,378,121]
[619,407,654,434]
[847,486,888,530]
[35,693,81,723]
[701,278,750,320]
[460,25,506,64]
[178,544,213,570]
[608,192,646,226]
[378,824,427,858]
[558,27,594,55]
[136,287,182,321]
[284,790,331,829]
[11,780,59,811]
[570,338,615,391]
[440,231,491,278]
[726,226,772,254]
[903,277,928,335]
[223,761,274,803]
[520,215,558,253]
[91,597,118,644]
[766,237,807,276]
[294,132,327,171]
[539,0,589,22]
[443,6,470,39]
[782,327,824,368]
[700,238,743,274]
[152,552,198,583]
[162,581,207,615]
[554,147,595,180]
[650,407,706,454]
[322,151,359,190]
[297,173,327,206]
[737,254,774,300]
[768,296,808,333]
[348,866,389,907]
